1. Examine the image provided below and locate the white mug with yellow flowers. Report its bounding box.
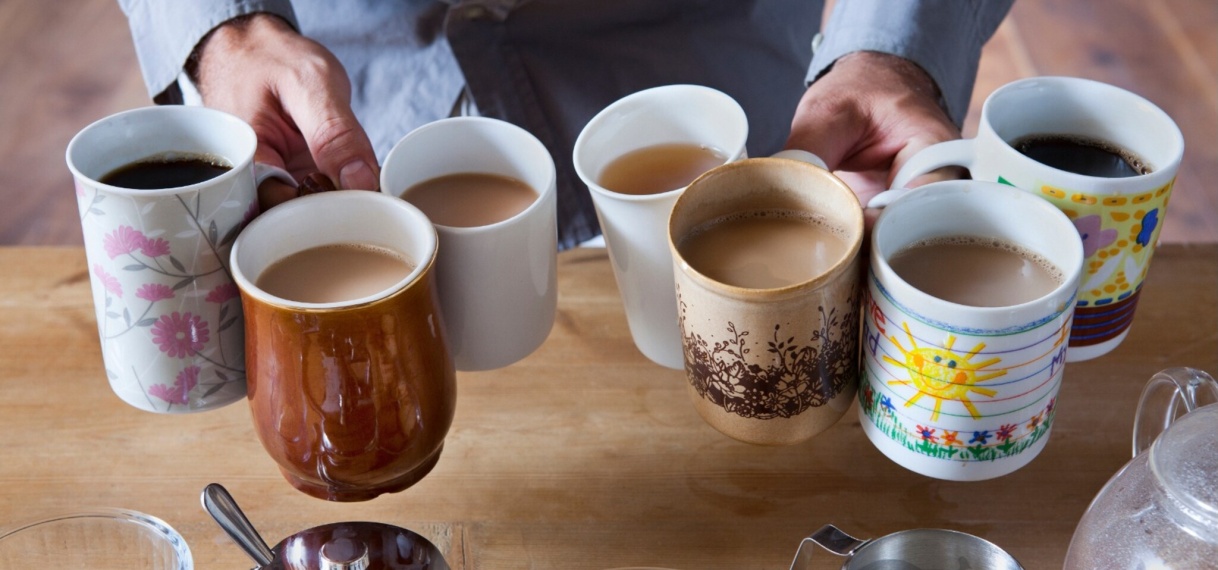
[886,76,1183,362]
[863,181,1083,481]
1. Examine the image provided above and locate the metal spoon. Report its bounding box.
[201,483,275,567]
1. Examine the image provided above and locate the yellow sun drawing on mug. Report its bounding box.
[883,323,1006,421]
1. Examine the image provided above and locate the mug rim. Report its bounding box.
[65,105,258,197]
[980,75,1184,188]
[871,180,1083,318]
[230,190,438,312]
[380,116,557,234]
[573,83,749,203]
[668,156,864,298]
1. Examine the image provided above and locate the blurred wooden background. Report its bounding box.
[1,0,1214,245]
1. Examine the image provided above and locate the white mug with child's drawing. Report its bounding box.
[862,181,1083,480]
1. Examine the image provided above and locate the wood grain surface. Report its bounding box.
[0,245,1214,569]
[0,0,1214,246]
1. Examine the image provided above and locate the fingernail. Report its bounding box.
[339,160,378,191]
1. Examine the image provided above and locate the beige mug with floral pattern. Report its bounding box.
[668,155,864,446]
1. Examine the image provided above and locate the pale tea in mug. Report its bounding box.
[598,142,728,196]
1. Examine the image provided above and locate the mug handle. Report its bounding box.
[868,139,978,209]
[254,163,296,188]
[789,524,870,570]
[1132,367,1218,457]
[890,139,976,189]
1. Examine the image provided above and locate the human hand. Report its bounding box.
[785,51,965,222]
[191,14,379,210]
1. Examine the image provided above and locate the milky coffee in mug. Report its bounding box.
[887,237,1064,308]
[255,243,415,304]
[401,172,538,228]
[677,212,850,290]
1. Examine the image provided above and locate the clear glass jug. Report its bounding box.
[1064,367,1218,568]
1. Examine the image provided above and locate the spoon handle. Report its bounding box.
[202,483,276,567]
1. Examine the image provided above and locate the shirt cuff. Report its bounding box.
[119,0,299,101]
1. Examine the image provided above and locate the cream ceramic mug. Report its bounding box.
[381,117,558,372]
[573,84,749,369]
[884,76,1183,362]
[668,154,862,446]
[863,180,1084,481]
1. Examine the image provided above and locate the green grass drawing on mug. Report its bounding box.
[861,387,1055,463]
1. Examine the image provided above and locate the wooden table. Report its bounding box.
[1,245,1215,569]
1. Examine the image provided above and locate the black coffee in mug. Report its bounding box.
[1012,134,1149,178]
[100,153,232,190]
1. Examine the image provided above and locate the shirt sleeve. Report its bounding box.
[116,0,299,102]
[807,0,1014,126]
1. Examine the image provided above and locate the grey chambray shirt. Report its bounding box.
[118,0,1012,250]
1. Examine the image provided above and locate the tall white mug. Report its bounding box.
[381,117,558,372]
[573,85,749,369]
[66,106,277,413]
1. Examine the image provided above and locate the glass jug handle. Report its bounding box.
[1132,367,1218,457]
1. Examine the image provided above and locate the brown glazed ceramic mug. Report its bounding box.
[230,191,456,501]
[668,155,864,445]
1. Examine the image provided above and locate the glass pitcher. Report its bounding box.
[1064,367,1218,569]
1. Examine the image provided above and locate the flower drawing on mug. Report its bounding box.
[104,225,148,259]
[93,264,122,298]
[1072,215,1117,259]
[1135,208,1159,248]
[136,283,175,302]
[150,312,209,358]
[861,382,1060,463]
[148,365,200,406]
[677,288,859,421]
[86,202,248,411]
[205,282,241,304]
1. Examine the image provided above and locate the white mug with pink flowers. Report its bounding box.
[66,106,289,413]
